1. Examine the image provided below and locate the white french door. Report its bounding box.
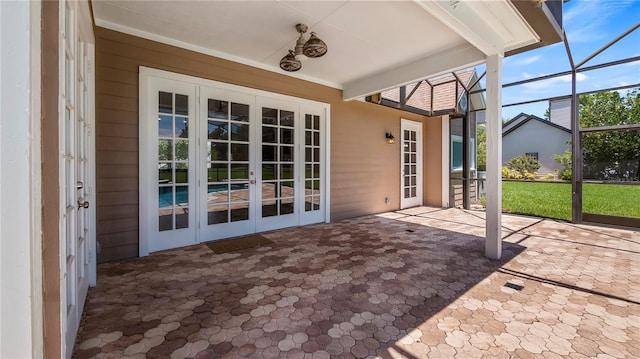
[141,79,198,253]
[60,0,95,357]
[199,88,256,240]
[140,69,329,254]
[400,119,423,209]
[255,97,300,232]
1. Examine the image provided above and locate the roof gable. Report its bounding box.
[502,113,571,137]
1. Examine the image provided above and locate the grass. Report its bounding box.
[501,181,640,221]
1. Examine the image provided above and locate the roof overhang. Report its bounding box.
[91,0,562,101]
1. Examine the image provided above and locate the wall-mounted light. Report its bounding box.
[385,132,395,144]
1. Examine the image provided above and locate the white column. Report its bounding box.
[0,1,42,357]
[485,54,503,260]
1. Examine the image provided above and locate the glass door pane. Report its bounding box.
[158,91,191,231]
[206,99,252,225]
[403,129,418,199]
[304,114,322,212]
[261,107,296,218]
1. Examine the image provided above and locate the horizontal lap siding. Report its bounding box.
[423,119,443,207]
[95,27,436,262]
[96,30,139,262]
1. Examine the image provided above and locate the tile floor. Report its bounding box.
[74,207,640,358]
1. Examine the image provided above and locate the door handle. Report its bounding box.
[78,200,90,209]
[76,181,84,190]
[250,179,256,184]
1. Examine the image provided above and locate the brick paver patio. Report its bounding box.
[74,207,640,358]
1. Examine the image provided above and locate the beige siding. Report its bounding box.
[95,27,442,262]
[41,1,62,357]
[423,118,443,206]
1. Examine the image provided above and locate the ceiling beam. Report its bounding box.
[342,44,484,101]
[414,0,506,56]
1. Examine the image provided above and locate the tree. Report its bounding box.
[579,88,640,181]
[553,148,572,181]
[476,125,486,171]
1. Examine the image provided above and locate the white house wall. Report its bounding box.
[503,120,571,175]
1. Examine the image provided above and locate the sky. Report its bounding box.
[479,0,640,120]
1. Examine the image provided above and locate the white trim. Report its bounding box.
[441,115,450,208]
[87,42,97,286]
[400,119,423,209]
[140,67,330,108]
[138,70,150,257]
[414,0,538,56]
[57,1,67,354]
[29,1,44,357]
[94,18,342,91]
[324,106,331,223]
[415,0,503,56]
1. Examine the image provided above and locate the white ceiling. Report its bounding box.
[92,0,540,100]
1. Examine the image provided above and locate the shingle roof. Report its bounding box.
[380,68,478,113]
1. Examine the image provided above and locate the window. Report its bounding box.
[525,152,539,161]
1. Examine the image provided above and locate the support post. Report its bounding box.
[462,115,470,209]
[485,54,503,260]
[571,70,582,223]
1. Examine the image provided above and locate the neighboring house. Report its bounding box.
[0,1,562,357]
[502,113,571,175]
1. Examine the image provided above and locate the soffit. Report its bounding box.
[92,0,541,98]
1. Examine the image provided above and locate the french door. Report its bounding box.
[199,88,256,240]
[60,0,95,357]
[400,119,423,209]
[140,69,329,254]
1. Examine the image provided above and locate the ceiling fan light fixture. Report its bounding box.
[303,32,327,58]
[294,34,309,61]
[279,50,302,72]
[279,23,327,72]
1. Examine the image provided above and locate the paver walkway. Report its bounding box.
[74,207,640,358]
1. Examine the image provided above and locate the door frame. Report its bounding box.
[139,67,331,256]
[400,118,423,209]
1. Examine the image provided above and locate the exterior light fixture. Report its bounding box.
[385,132,395,144]
[280,23,327,72]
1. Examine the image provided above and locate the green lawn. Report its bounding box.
[501,181,640,221]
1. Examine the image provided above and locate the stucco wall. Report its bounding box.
[95,27,443,262]
[503,120,571,175]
